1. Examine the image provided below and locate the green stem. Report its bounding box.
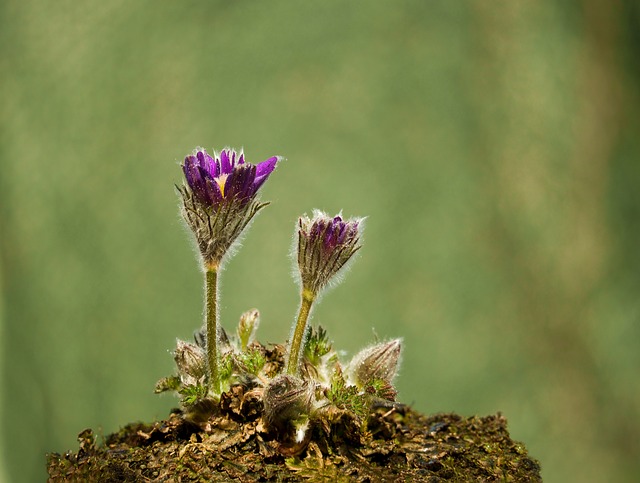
[286,289,315,375]
[205,265,221,394]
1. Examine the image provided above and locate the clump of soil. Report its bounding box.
[47,344,541,482]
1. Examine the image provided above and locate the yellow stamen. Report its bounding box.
[215,173,229,197]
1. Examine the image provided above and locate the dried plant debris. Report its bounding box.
[48,347,541,482]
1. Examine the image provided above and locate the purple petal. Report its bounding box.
[328,220,345,249]
[241,165,258,198]
[225,164,256,201]
[206,154,218,177]
[336,222,349,244]
[204,176,223,205]
[182,155,199,185]
[252,157,279,193]
[310,219,327,244]
[196,150,218,177]
[183,156,210,203]
[255,156,279,178]
[219,150,233,175]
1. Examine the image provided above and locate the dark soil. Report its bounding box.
[47,401,540,482]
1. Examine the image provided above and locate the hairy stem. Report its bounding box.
[286,289,315,375]
[205,265,221,394]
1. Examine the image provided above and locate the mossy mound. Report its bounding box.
[48,398,541,482]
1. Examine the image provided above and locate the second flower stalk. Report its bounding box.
[285,212,363,375]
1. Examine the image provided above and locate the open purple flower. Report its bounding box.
[182,149,279,209]
[178,147,280,268]
[177,145,281,396]
[297,211,363,295]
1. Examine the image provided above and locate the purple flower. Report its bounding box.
[178,147,281,267]
[297,211,363,295]
[309,215,360,253]
[182,148,279,209]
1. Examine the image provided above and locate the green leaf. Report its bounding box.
[154,375,181,394]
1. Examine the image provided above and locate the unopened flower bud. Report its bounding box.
[174,339,207,386]
[263,374,314,433]
[237,309,260,352]
[296,211,363,295]
[349,339,402,388]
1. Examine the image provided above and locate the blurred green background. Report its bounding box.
[1,1,639,481]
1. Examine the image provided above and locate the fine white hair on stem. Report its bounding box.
[289,214,304,288]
